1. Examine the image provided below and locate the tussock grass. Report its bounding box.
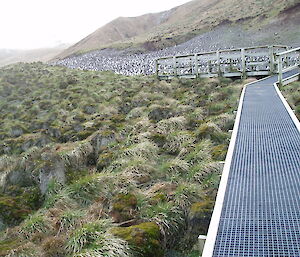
[156,116,188,134]
[0,155,15,172]
[129,118,154,136]
[56,209,86,234]
[191,161,222,185]
[173,183,203,211]
[123,141,158,160]
[140,201,184,247]
[280,81,300,119]
[184,139,213,164]
[0,63,261,256]
[163,131,196,154]
[18,212,49,239]
[6,242,42,257]
[67,219,131,256]
[163,158,190,175]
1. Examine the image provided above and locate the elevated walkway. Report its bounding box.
[156,46,300,256]
[202,68,300,256]
[156,45,300,82]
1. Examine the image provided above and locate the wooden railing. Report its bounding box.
[275,47,300,85]
[156,45,289,79]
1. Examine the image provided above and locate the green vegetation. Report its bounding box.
[0,62,248,256]
[280,81,300,120]
[0,185,41,228]
[111,222,163,257]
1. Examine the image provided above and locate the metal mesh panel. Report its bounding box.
[213,72,300,256]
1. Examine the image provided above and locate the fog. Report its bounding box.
[0,0,191,49]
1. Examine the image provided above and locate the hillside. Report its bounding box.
[0,46,69,67]
[56,0,300,59]
[58,13,172,59]
[0,62,250,256]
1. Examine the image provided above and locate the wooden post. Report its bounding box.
[241,48,246,79]
[229,58,233,72]
[269,46,275,74]
[208,60,212,74]
[216,50,221,76]
[194,53,199,78]
[156,59,159,79]
[173,56,177,77]
[278,56,283,86]
[284,55,288,69]
[198,235,207,255]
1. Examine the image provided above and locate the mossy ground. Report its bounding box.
[111,222,163,257]
[3,63,296,256]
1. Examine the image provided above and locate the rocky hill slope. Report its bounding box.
[56,0,300,59]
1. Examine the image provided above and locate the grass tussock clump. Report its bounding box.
[66,219,131,256]
[280,81,300,120]
[0,62,253,256]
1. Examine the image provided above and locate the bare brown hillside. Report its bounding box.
[56,0,300,59]
[58,12,172,59]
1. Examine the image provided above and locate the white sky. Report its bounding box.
[0,0,191,49]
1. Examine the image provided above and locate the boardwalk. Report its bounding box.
[203,68,300,256]
[156,45,300,82]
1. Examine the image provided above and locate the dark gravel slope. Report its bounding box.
[54,24,300,76]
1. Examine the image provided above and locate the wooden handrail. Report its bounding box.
[157,45,289,62]
[275,47,300,85]
[156,45,295,80]
[276,47,300,56]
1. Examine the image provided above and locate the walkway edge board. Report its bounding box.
[201,79,248,256]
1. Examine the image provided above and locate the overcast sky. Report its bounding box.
[0,0,192,49]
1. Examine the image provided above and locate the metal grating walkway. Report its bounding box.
[210,69,300,256]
